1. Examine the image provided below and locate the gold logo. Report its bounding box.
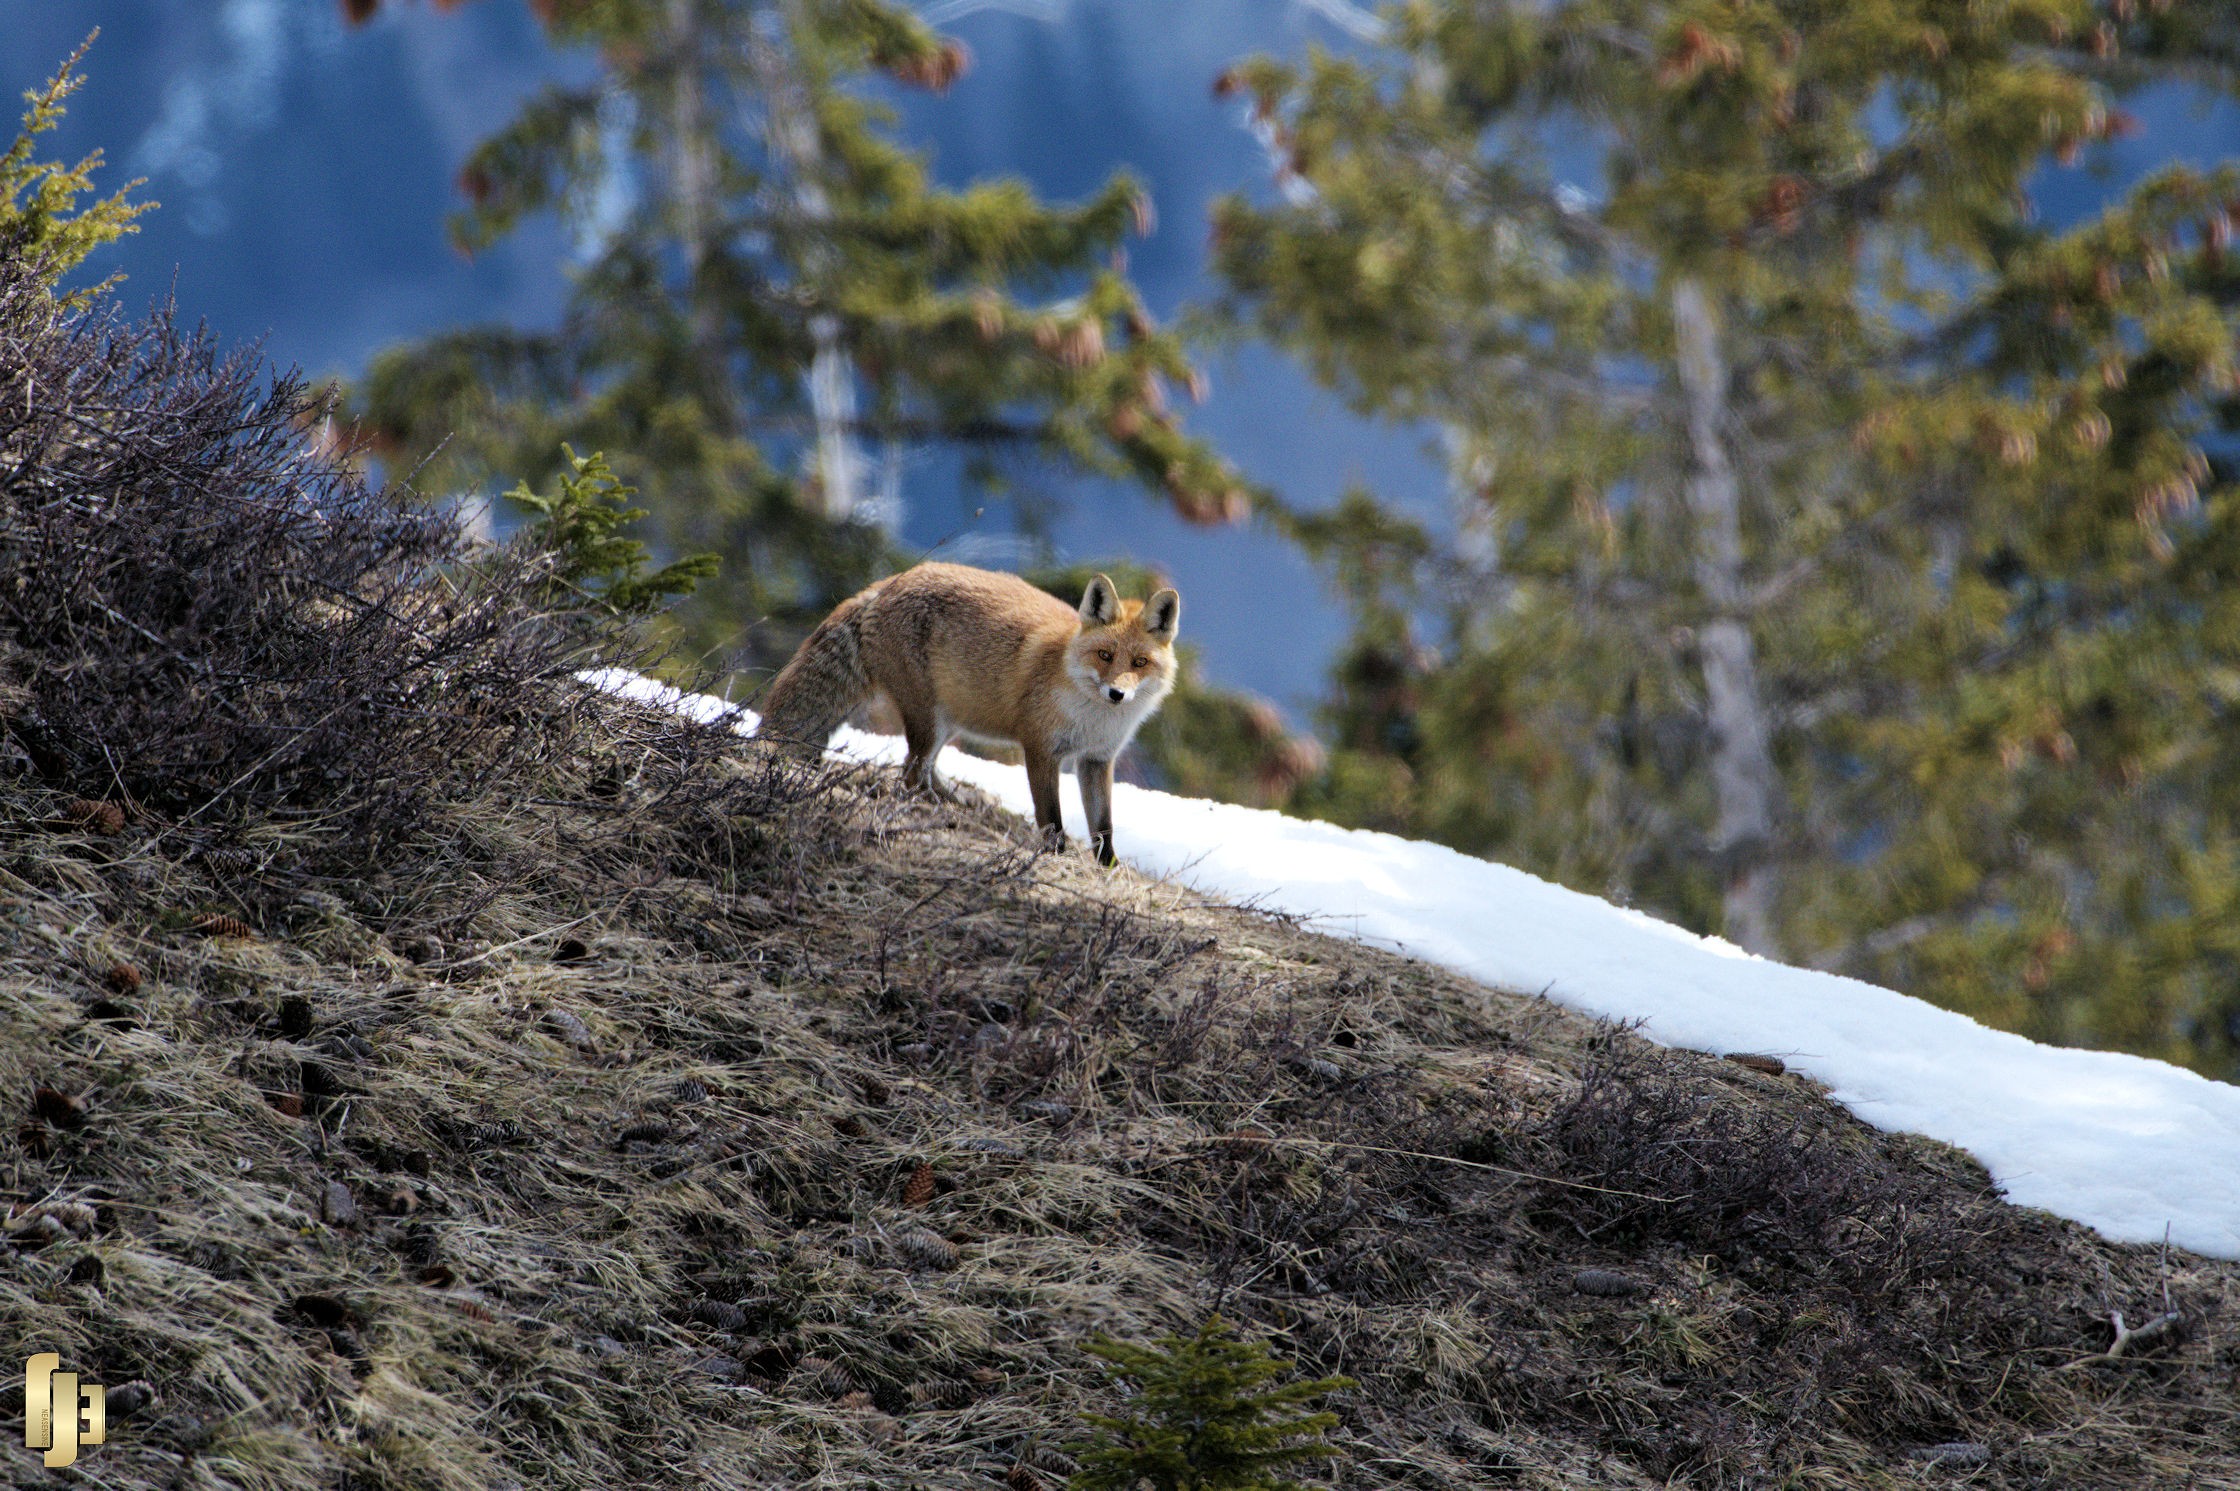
[24,1354,105,1468]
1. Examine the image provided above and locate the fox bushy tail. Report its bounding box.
[757,594,871,749]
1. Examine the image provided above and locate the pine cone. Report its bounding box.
[894,1226,960,1271]
[60,798,125,834]
[792,1355,852,1399]
[907,1376,974,1410]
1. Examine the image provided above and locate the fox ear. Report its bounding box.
[1079,573,1120,626]
[1144,587,1180,639]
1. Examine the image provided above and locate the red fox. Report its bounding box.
[757,562,1181,866]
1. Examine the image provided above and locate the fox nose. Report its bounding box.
[1105,685,1128,703]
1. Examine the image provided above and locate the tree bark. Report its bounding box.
[1445,423,1501,582]
[1671,278,1780,956]
[666,0,724,367]
[750,2,867,523]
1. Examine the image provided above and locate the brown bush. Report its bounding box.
[0,253,616,872]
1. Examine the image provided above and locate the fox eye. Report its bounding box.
[1133,656,1149,669]
[1097,649,1113,663]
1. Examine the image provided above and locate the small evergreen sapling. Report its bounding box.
[1,34,151,302]
[1068,1316,1352,1491]
[507,446,719,618]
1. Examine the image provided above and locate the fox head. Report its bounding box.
[1069,573,1180,710]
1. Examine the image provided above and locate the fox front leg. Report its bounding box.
[1078,758,1117,868]
[1022,745,1067,852]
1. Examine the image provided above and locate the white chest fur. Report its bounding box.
[1055,677,1164,762]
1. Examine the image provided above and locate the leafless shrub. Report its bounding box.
[1530,1034,1996,1298]
[1533,1035,1864,1252]
[0,251,828,889]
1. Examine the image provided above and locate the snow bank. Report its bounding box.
[588,668,2240,1258]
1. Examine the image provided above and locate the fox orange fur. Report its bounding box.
[757,562,1181,866]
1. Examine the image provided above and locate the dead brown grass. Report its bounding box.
[3,716,2236,1491]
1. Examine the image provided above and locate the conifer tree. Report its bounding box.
[1214,1,2240,1070]
[1069,1316,1352,1491]
[344,0,1249,681]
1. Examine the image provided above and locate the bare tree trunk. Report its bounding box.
[750,3,866,523]
[1671,278,1780,956]
[806,317,865,521]
[667,0,724,366]
[1445,423,1500,582]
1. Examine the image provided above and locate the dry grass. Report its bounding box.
[4,737,2236,1491]
[2,252,2234,1488]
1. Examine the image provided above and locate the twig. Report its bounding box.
[433,909,608,972]
[2110,1309,2184,1359]
[2058,1308,2185,1370]
[1160,1131,1685,1205]
[2160,1221,2174,1316]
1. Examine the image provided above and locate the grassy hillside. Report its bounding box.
[3,257,2237,1491]
[7,731,2240,1491]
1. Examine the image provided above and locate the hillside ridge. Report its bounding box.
[5,729,2236,1490]
[610,666,2240,1260]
